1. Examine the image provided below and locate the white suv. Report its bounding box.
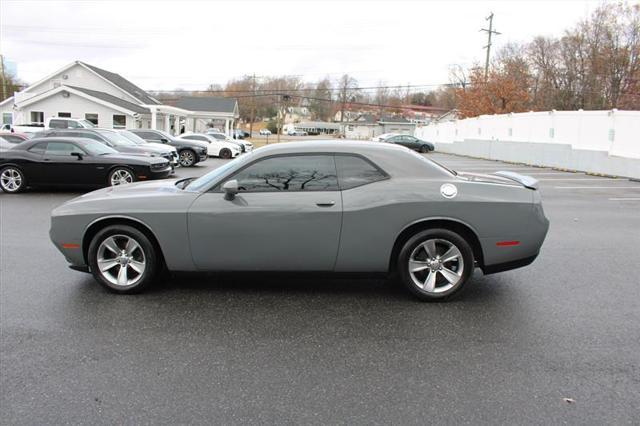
[177,133,240,159]
[45,117,96,130]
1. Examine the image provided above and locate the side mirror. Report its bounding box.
[222,179,239,200]
[71,152,83,160]
[160,138,168,143]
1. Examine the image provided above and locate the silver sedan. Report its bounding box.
[50,140,549,301]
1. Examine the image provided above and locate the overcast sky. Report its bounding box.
[1,0,603,91]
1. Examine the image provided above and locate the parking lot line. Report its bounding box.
[554,186,640,189]
[609,197,640,201]
[537,178,622,181]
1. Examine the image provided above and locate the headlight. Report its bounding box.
[151,161,169,169]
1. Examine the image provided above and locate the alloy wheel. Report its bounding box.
[110,169,134,186]
[179,150,194,167]
[96,235,146,287]
[408,238,464,293]
[0,168,23,192]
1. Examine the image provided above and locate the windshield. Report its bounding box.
[119,130,147,145]
[79,119,96,128]
[406,150,456,176]
[186,156,247,191]
[83,140,118,155]
[96,130,137,146]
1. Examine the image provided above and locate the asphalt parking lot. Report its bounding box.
[1,152,639,424]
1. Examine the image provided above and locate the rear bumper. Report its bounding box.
[481,253,539,275]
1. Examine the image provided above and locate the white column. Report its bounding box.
[164,114,171,133]
[225,119,230,136]
[150,108,157,130]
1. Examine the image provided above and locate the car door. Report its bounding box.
[403,136,420,150]
[42,141,93,185]
[187,154,343,271]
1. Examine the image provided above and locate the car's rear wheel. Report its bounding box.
[219,148,232,159]
[108,167,135,186]
[398,229,474,301]
[179,149,196,167]
[88,225,158,294]
[0,166,26,193]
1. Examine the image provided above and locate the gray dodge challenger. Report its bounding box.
[50,140,549,301]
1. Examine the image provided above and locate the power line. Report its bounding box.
[148,83,455,94]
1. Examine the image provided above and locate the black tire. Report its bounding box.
[87,225,158,294]
[179,149,196,167]
[397,228,474,301]
[419,145,429,153]
[108,167,136,187]
[0,166,26,193]
[219,148,232,159]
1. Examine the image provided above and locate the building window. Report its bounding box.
[85,113,98,125]
[2,112,12,125]
[30,111,44,123]
[58,112,71,118]
[113,114,126,129]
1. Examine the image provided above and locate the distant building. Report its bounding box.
[0,60,239,135]
[344,113,416,139]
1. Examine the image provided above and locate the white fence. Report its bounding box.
[415,110,640,178]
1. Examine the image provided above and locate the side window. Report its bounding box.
[136,131,155,139]
[45,142,85,156]
[67,121,82,129]
[335,155,388,190]
[28,142,48,154]
[231,155,338,192]
[49,119,67,129]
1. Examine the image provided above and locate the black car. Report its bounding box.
[0,137,172,193]
[129,129,208,167]
[38,129,178,167]
[384,135,434,153]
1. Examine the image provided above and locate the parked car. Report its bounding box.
[287,129,308,136]
[44,117,96,130]
[38,129,177,170]
[118,130,179,167]
[128,129,208,167]
[1,124,11,131]
[0,133,29,151]
[207,131,253,153]
[49,140,549,300]
[0,137,172,193]
[384,135,434,153]
[233,129,251,139]
[6,123,45,135]
[371,133,398,142]
[177,133,240,159]
[259,129,272,136]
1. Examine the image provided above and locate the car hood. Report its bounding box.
[145,142,176,153]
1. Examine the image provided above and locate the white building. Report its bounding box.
[0,61,239,135]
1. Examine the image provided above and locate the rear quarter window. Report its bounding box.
[335,155,388,190]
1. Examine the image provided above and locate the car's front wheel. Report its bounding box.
[108,167,135,186]
[87,225,158,294]
[398,229,474,301]
[179,149,196,167]
[219,148,232,159]
[419,145,430,153]
[0,166,26,193]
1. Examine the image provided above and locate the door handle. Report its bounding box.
[316,201,335,207]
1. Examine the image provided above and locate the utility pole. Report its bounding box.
[0,55,6,101]
[340,78,347,123]
[480,12,501,82]
[249,73,256,137]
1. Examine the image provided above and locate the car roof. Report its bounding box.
[253,139,408,155]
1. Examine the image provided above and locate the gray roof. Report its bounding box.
[66,86,150,114]
[379,115,410,123]
[175,96,238,113]
[79,61,160,105]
